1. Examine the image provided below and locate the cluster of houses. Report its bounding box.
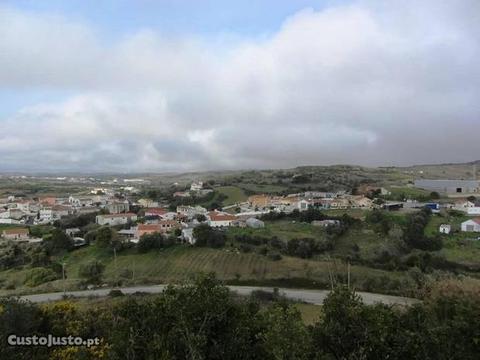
[0,193,131,226]
[245,191,375,214]
[112,204,264,245]
[173,181,214,198]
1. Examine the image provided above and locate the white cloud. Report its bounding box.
[0,0,479,172]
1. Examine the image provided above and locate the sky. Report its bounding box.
[0,0,479,173]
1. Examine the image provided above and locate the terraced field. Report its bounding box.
[0,243,406,296]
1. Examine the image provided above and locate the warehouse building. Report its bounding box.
[414,180,480,194]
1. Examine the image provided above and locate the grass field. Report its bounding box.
[227,220,326,241]
[424,212,480,266]
[238,183,289,194]
[386,186,432,200]
[216,186,248,206]
[322,208,370,219]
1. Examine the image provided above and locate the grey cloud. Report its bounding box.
[0,0,479,172]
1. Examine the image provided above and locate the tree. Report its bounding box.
[193,224,226,248]
[78,260,105,284]
[109,274,263,359]
[96,227,113,248]
[43,229,73,255]
[260,304,312,359]
[137,232,165,253]
[430,191,440,200]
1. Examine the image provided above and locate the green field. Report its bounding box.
[238,183,289,194]
[216,186,248,206]
[386,186,432,200]
[228,220,326,241]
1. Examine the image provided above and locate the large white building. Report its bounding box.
[415,180,480,194]
[461,218,480,233]
[96,213,138,226]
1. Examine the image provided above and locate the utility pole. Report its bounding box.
[62,262,66,297]
[347,262,351,289]
[113,247,117,288]
[132,261,135,282]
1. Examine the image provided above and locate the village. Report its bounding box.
[2,176,480,248]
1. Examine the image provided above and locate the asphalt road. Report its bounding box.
[16,285,419,306]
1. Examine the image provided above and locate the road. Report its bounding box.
[16,285,419,306]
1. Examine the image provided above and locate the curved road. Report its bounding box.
[16,285,419,306]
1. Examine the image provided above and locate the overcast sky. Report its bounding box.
[0,0,479,172]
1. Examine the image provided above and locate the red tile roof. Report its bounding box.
[208,212,236,221]
[2,228,29,235]
[145,208,168,216]
[103,213,137,218]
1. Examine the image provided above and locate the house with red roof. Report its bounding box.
[207,211,237,227]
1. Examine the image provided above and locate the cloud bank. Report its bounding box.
[0,0,479,172]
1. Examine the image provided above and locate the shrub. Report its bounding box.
[109,289,124,297]
[78,260,105,284]
[268,252,282,261]
[23,267,59,287]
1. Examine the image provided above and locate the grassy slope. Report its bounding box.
[425,213,480,265]
[238,183,289,194]
[0,242,405,296]
[216,186,248,206]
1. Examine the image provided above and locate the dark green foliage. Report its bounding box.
[0,298,47,359]
[95,226,113,248]
[404,208,442,251]
[430,191,440,199]
[56,211,100,230]
[0,277,479,359]
[43,228,73,255]
[286,238,317,258]
[109,274,265,359]
[366,208,393,235]
[137,232,169,253]
[193,224,226,248]
[78,260,105,284]
[23,267,59,287]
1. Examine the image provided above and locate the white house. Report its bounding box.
[439,224,451,234]
[96,213,138,226]
[297,199,311,211]
[177,205,208,218]
[467,207,480,215]
[1,228,30,241]
[181,227,196,244]
[454,200,475,211]
[207,211,236,227]
[461,218,480,233]
[106,200,130,214]
[190,181,203,191]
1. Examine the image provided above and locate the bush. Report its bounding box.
[23,267,59,287]
[137,232,166,253]
[109,289,124,297]
[78,260,105,284]
[239,244,253,253]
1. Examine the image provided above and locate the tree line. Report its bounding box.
[0,274,478,359]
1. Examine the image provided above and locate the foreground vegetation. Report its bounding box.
[1,274,479,359]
